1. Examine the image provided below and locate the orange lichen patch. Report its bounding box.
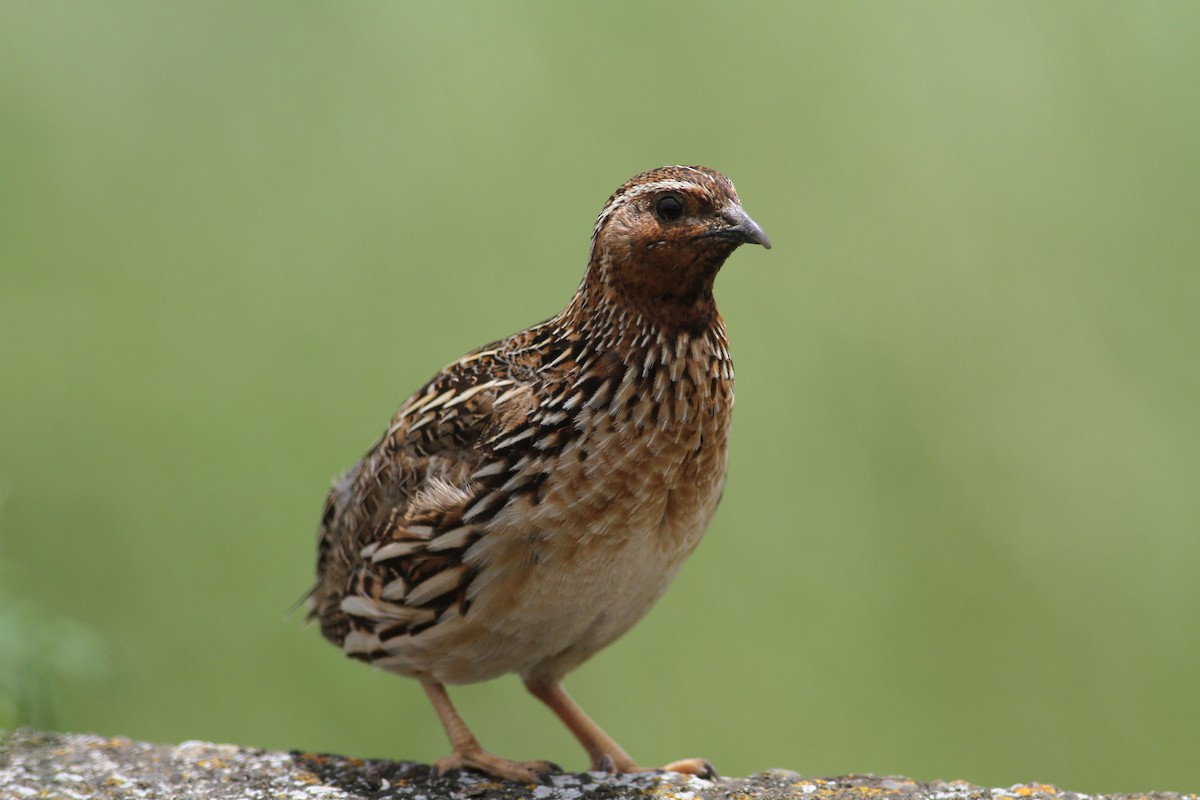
[194,757,227,771]
[1014,784,1059,796]
[814,786,901,800]
[297,753,335,765]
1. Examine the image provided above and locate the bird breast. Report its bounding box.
[420,328,735,683]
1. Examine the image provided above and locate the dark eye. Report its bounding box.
[654,193,685,222]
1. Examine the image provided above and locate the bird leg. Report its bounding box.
[421,679,559,783]
[524,678,716,778]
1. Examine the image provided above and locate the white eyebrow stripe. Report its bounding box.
[617,179,702,199]
[675,165,710,177]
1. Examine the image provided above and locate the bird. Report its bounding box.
[308,165,771,783]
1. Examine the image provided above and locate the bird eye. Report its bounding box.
[654,194,685,222]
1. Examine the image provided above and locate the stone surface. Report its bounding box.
[0,730,1193,800]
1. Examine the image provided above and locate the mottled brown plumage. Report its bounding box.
[309,165,770,782]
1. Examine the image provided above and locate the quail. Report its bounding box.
[309,165,771,783]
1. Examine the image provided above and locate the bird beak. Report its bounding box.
[699,205,772,250]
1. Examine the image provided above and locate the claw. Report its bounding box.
[535,763,563,785]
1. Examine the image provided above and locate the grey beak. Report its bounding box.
[724,206,772,250]
[699,205,772,249]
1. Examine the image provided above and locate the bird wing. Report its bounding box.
[309,334,545,649]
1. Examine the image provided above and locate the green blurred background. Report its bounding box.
[2,1,1198,793]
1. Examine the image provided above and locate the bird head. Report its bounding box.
[586,166,770,333]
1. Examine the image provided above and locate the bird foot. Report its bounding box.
[660,758,718,779]
[430,748,561,784]
[592,754,717,780]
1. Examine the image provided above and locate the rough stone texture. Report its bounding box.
[0,730,1193,800]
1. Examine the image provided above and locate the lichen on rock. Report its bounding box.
[1,730,1195,800]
